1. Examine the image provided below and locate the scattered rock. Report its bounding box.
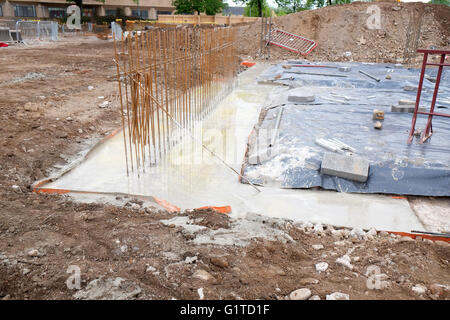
[430,283,445,297]
[336,254,353,270]
[56,131,68,139]
[299,278,319,285]
[312,244,324,250]
[210,256,229,268]
[398,236,414,243]
[192,269,214,282]
[315,262,328,273]
[374,121,383,130]
[185,256,198,264]
[385,74,392,80]
[27,249,42,257]
[412,284,427,295]
[145,265,156,273]
[326,292,349,300]
[289,288,311,300]
[309,295,321,300]
[73,277,141,300]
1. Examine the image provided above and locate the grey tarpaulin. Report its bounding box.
[243,61,450,196]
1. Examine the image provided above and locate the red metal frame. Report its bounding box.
[268,29,317,56]
[407,49,450,144]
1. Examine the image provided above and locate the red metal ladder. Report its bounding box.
[407,49,450,144]
[267,29,317,56]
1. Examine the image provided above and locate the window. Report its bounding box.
[105,9,116,16]
[14,5,36,17]
[132,10,148,19]
[48,8,66,19]
[157,11,172,15]
[83,8,93,17]
[0,5,3,17]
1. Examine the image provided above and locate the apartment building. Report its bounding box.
[0,0,175,20]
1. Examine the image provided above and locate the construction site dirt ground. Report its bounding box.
[1,16,449,299]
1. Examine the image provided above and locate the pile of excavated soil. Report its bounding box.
[236,2,450,65]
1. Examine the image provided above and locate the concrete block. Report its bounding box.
[338,66,351,72]
[404,84,418,92]
[398,99,415,105]
[320,152,369,182]
[391,105,426,113]
[372,109,384,120]
[288,88,316,103]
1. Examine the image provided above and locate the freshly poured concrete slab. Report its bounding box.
[42,63,424,232]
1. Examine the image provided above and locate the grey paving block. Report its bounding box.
[320,152,369,182]
[391,105,426,113]
[287,88,316,103]
[338,66,351,72]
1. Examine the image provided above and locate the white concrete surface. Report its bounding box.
[43,63,425,232]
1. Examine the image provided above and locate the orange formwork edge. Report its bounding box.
[387,231,450,243]
[241,61,256,67]
[196,206,232,214]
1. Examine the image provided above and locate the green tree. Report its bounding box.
[204,0,226,15]
[243,0,271,17]
[275,0,310,13]
[237,0,265,17]
[430,0,450,5]
[172,0,226,15]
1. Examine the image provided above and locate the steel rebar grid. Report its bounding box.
[114,27,238,174]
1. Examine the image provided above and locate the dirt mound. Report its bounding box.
[236,2,450,65]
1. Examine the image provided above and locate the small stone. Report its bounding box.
[312,244,324,250]
[192,269,214,282]
[385,74,392,80]
[289,288,312,300]
[210,256,229,268]
[379,231,389,237]
[309,295,321,300]
[88,86,94,90]
[429,284,444,297]
[299,278,319,285]
[315,262,328,273]
[185,256,198,264]
[336,254,353,270]
[399,236,414,243]
[374,121,383,130]
[145,265,156,273]
[367,227,377,237]
[78,129,83,134]
[56,131,68,139]
[22,268,31,275]
[326,292,349,300]
[120,245,128,253]
[350,227,366,239]
[412,284,427,295]
[27,249,40,257]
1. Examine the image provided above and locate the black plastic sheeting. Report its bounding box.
[243,61,450,196]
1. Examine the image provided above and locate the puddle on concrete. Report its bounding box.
[42,63,425,232]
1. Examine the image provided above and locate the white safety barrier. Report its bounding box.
[15,20,58,44]
[111,22,123,41]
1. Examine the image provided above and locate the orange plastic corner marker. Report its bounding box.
[153,197,181,213]
[34,188,70,195]
[196,206,232,214]
[388,231,450,243]
[240,61,256,67]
